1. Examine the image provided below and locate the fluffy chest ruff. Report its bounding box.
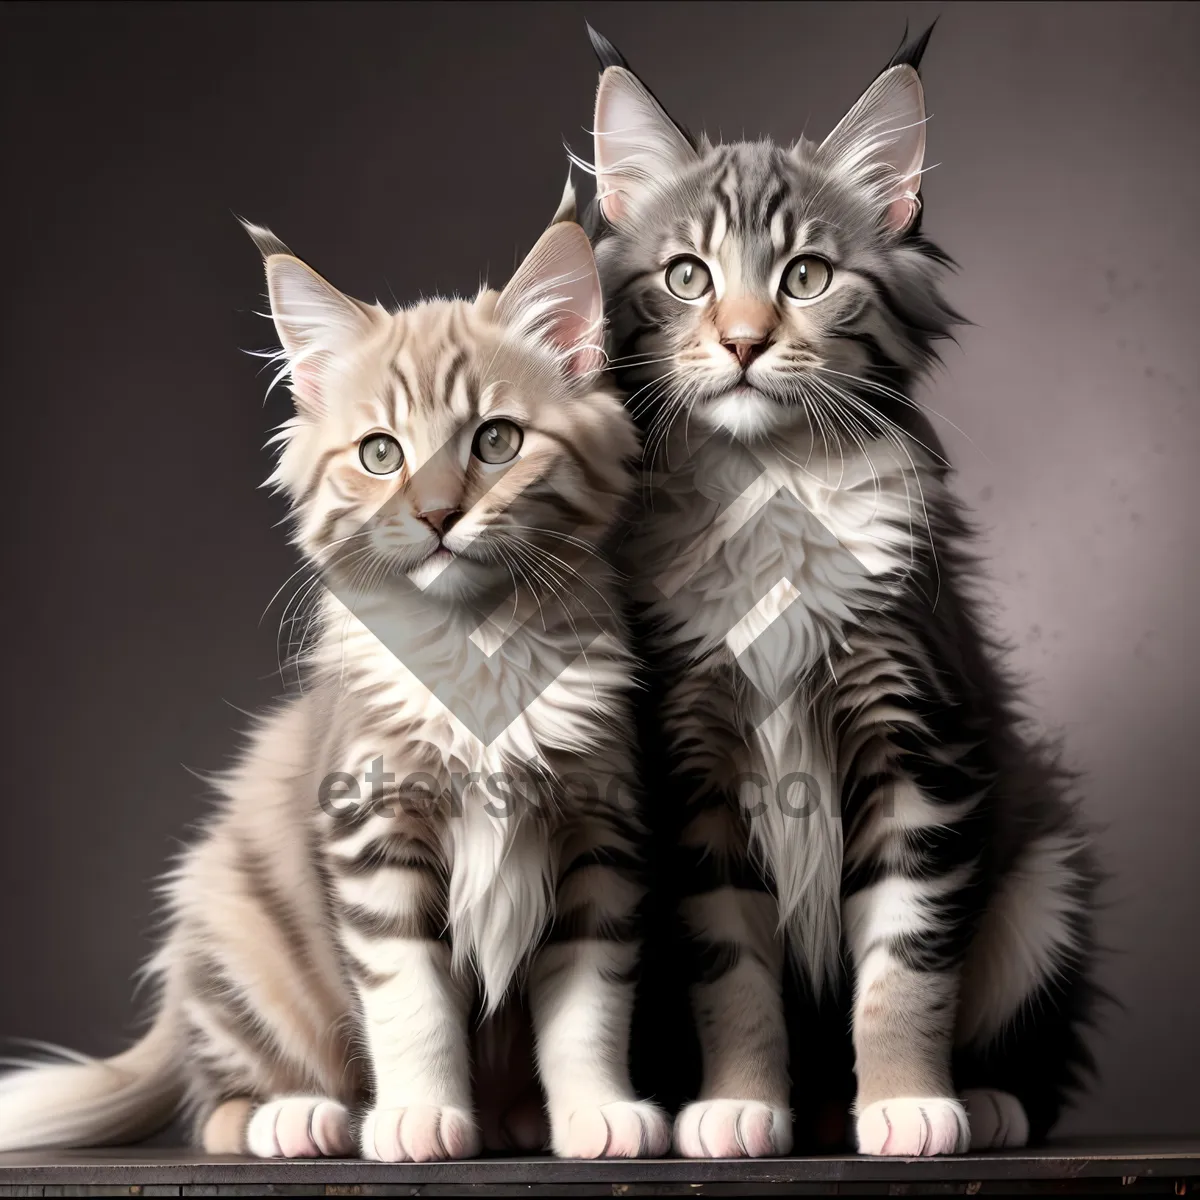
[633,430,936,982]
[638,431,925,673]
[313,590,633,1010]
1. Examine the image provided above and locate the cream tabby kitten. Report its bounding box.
[0,216,670,1161]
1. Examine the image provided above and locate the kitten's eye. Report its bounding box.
[665,256,712,302]
[359,433,404,475]
[473,419,523,465]
[780,255,833,301]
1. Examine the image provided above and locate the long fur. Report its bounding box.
[585,23,1102,1157]
[0,219,671,1161]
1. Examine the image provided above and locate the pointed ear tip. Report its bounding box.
[598,64,635,88]
[263,252,305,273]
[543,219,593,253]
[595,66,645,121]
[880,62,926,106]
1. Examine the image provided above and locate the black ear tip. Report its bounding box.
[586,22,630,71]
[886,15,939,73]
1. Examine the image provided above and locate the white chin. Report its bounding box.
[406,549,459,593]
[700,387,785,439]
[406,550,500,603]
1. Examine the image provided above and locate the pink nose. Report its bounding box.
[418,508,461,536]
[722,338,771,368]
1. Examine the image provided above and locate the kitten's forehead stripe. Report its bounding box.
[762,180,790,250]
[715,162,739,233]
[699,205,717,257]
[390,361,418,428]
[441,347,468,414]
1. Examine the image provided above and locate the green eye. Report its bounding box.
[359,434,404,475]
[473,419,523,465]
[665,256,713,301]
[780,255,833,300]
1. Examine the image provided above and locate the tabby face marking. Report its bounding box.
[276,307,614,605]
[254,226,633,609]
[591,62,956,445]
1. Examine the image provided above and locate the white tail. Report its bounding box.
[0,1002,182,1152]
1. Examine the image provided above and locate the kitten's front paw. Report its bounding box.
[553,1100,671,1158]
[360,1105,480,1163]
[960,1088,1030,1149]
[855,1097,969,1156]
[245,1096,354,1158]
[674,1100,793,1158]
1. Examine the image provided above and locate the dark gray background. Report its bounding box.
[1,0,1196,1138]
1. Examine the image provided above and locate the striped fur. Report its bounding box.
[583,26,1101,1158]
[0,219,670,1161]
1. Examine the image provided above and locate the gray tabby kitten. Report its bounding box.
[579,25,1099,1158]
[0,218,671,1161]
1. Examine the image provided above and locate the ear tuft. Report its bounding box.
[884,18,938,73]
[586,23,630,71]
[495,222,605,381]
[550,168,577,225]
[247,231,376,414]
[240,218,293,262]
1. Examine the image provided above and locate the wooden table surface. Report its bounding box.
[0,1139,1197,1195]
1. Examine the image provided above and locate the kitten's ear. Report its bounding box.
[242,221,376,413]
[495,221,604,380]
[813,35,930,235]
[593,65,697,225]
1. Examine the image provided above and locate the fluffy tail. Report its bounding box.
[0,1000,183,1152]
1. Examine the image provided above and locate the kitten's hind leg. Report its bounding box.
[200,1099,255,1154]
[201,1096,354,1157]
[958,1088,1029,1151]
[954,826,1100,1146]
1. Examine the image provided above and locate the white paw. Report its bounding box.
[961,1088,1030,1149]
[245,1096,354,1158]
[856,1097,969,1156]
[674,1100,793,1158]
[552,1100,671,1159]
[360,1104,480,1163]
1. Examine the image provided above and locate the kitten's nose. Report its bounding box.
[716,296,778,370]
[418,507,461,536]
[722,338,771,368]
